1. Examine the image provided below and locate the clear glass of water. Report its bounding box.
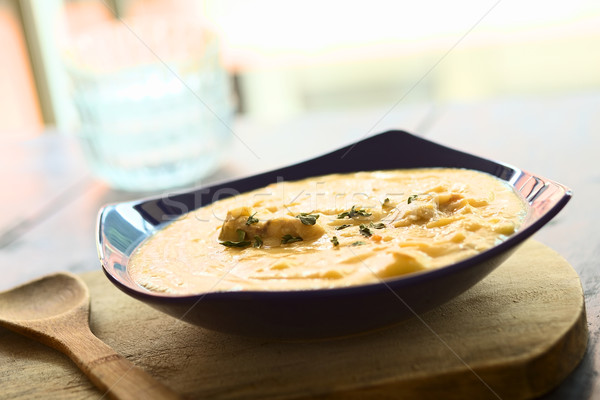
[63,17,233,192]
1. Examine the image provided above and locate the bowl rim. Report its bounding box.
[98,130,572,303]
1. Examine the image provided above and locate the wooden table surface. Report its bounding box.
[1,93,598,399]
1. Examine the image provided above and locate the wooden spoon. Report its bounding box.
[0,272,183,400]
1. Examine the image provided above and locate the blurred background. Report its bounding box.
[2,0,599,138]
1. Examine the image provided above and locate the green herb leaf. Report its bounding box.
[220,229,252,247]
[337,205,372,219]
[353,206,372,217]
[335,224,352,230]
[407,195,418,204]
[331,236,339,246]
[359,224,372,237]
[253,235,263,248]
[337,211,350,219]
[236,229,247,241]
[296,213,319,225]
[350,241,366,246]
[246,213,259,225]
[370,222,386,229]
[281,234,303,244]
[220,240,251,248]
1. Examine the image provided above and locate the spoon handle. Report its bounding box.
[62,328,184,400]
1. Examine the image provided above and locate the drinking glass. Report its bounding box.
[64,17,233,191]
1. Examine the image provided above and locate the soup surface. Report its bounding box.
[128,169,527,294]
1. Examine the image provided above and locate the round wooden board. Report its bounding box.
[0,240,588,399]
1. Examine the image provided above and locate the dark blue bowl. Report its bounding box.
[97,130,571,339]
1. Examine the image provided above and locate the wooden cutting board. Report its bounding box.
[0,240,587,400]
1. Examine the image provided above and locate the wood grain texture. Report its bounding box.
[423,94,600,399]
[0,273,183,400]
[0,135,91,245]
[0,240,587,399]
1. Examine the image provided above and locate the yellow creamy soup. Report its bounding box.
[128,169,527,294]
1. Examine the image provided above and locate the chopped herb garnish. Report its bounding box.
[407,195,418,204]
[253,235,263,248]
[337,211,350,219]
[236,229,246,241]
[353,207,371,217]
[350,241,366,246]
[245,213,259,225]
[220,229,254,248]
[370,222,386,229]
[296,213,319,226]
[359,224,372,237]
[331,236,339,246]
[281,234,303,244]
[337,205,372,219]
[220,240,251,248]
[335,224,352,230]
